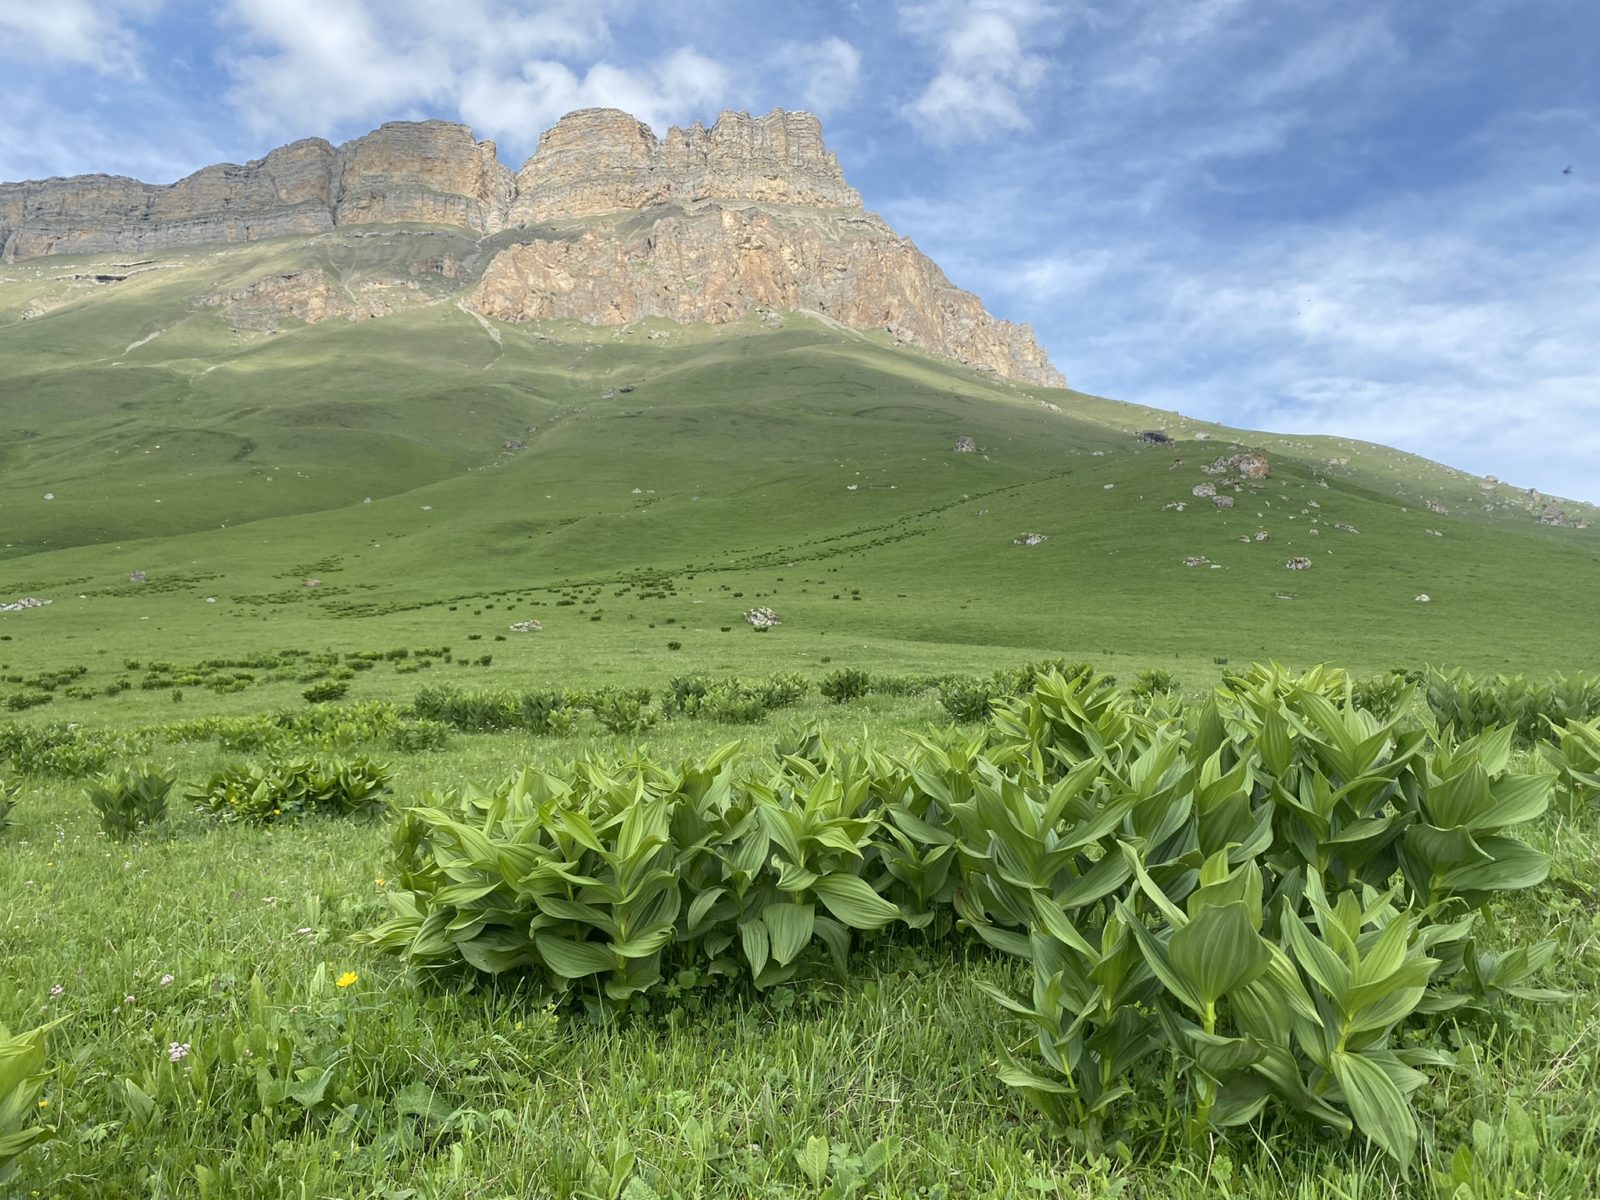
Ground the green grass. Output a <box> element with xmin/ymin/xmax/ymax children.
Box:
<box><xmin>3</xmin><ymin>229</ymin><xmax>1597</xmax><ymax>698</ymax></box>
<box><xmin>4</xmin><ymin>693</ymin><xmax>1600</xmax><ymax>1198</ymax></box>
<box><xmin>4</xmin><ymin>228</ymin><xmax>1600</xmax><ymax>1196</ymax></box>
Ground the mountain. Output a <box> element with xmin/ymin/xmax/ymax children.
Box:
<box><xmin>0</xmin><ymin>109</ymin><xmax>1059</xmax><ymax>386</ymax></box>
<box><xmin>0</xmin><ymin>110</ymin><xmax>1596</xmax><ymax>688</ymax></box>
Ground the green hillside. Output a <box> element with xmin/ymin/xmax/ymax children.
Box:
<box><xmin>2</xmin><ymin>228</ymin><xmax>1596</xmax><ymax>704</ymax></box>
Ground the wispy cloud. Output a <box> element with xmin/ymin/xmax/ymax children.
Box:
<box><xmin>777</xmin><ymin>36</ymin><xmax>862</xmax><ymax>115</ymax></box>
<box><xmin>0</xmin><ymin>0</ymin><xmax>159</xmax><ymax>78</ymax></box>
<box><xmin>898</xmin><ymin>0</ymin><xmax>1057</xmax><ymax>143</ymax></box>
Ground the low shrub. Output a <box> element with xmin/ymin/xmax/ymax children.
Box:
<box><xmin>937</xmin><ymin>676</ymin><xmax>996</xmax><ymax>723</ymax></box>
<box><xmin>820</xmin><ymin>668</ymin><xmax>871</xmax><ymax>704</ymax></box>
<box><xmin>190</xmin><ymin>754</ymin><xmax>391</xmax><ymax>824</ymax></box>
<box><xmin>386</xmin><ymin>719</ymin><xmax>452</xmax><ymax>754</ymax></box>
<box><xmin>589</xmin><ymin>688</ymin><xmax>656</xmax><ymax>735</ymax></box>
<box><xmin>85</xmin><ymin>764</ymin><xmax>175</xmax><ymax>839</ymax></box>
<box><xmin>362</xmin><ymin>663</ymin><xmax>1561</xmax><ymax>1168</ymax></box>
<box><xmin>1129</xmin><ymin>667</ymin><xmax>1176</xmax><ymax>698</ymax></box>
<box><xmin>301</xmin><ymin>680</ymin><xmax>350</xmax><ymax>704</ymax></box>
<box><xmin>517</xmin><ymin>691</ymin><xmax>576</xmax><ymax>736</ymax></box>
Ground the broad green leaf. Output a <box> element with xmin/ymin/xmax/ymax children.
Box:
<box><xmin>1332</xmin><ymin>1050</ymin><xmax>1419</xmax><ymax>1167</ymax></box>
<box><xmin>738</xmin><ymin>919</ymin><xmax>769</xmax><ymax>979</ymax></box>
<box><xmin>1441</xmin><ymin>836</ymin><xmax>1550</xmax><ymax>894</ymax></box>
<box><xmin>762</xmin><ymin>903</ymin><xmax>815</xmax><ymax>966</ymax></box>
<box><xmin>534</xmin><ymin>935</ymin><xmax>615</xmax><ymax>979</ymax></box>
<box><xmin>811</xmin><ymin>873</ymin><xmax>900</xmax><ymax>930</ymax></box>
<box><xmin>796</xmin><ymin>1136</ymin><xmax>830</xmax><ymax>1188</ymax></box>
<box><xmin>1167</xmin><ymin>900</ymin><xmax>1271</xmax><ymax>1010</ymax></box>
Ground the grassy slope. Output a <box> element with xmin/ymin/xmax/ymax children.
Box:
<box><xmin>4</xmin><ymin>230</ymin><xmax>1600</xmax><ymax>1198</ymax></box>
<box><xmin>3</xmin><ymin>230</ymin><xmax>1597</xmax><ymax>708</ymax></box>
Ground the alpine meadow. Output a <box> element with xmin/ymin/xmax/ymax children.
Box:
<box><xmin>2</xmin><ymin>66</ymin><xmax>1599</xmax><ymax>1200</ymax></box>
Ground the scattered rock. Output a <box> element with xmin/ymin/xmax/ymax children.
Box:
<box><xmin>1139</xmin><ymin>430</ymin><xmax>1170</xmax><ymax>445</ymax></box>
<box><xmin>1103</xmin><ymin>483</ymin><xmax>1115</xmax><ymax>490</ymax></box>
<box><xmin>1425</xmin><ymin>499</ymin><xmax>1448</xmax><ymax>514</ymax></box>
<box><xmin>1183</xmin><ymin>556</ymin><xmax>1211</xmax><ymax>568</ymax></box>
<box><xmin>1254</xmin><ymin>531</ymin><xmax>1270</xmax><ymax>542</ymax></box>
<box><xmin>1284</xmin><ymin>557</ymin><xmax>1313</xmax><ymax>571</ymax></box>
<box><xmin>43</xmin><ymin>492</ymin><xmax>55</xmax><ymax>501</ymax></box>
<box><xmin>1334</xmin><ymin>523</ymin><xmax>1359</xmax><ymax>534</ymax></box>
<box><xmin>503</xmin><ymin>439</ymin><xmax>527</xmax><ymax>451</ymax></box>
<box><xmin>1014</xmin><ymin>533</ymin><xmax>1049</xmax><ymax>546</ymax></box>
<box><xmin>1414</xmin><ymin>594</ymin><xmax>1431</xmax><ymax>604</ymax></box>
<box><xmin>1162</xmin><ymin>502</ymin><xmax>1187</xmax><ymax>511</ymax></box>
<box><xmin>1212</xmin><ymin>495</ymin><xmax>1235</xmax><ymax>509</ymax></box>
<box><xmin>128</xmin><ymin>570</ymin><xmax>147</xmax><ymax>583</ymax></box>
<box><xmin>1201</xmin><ymin>451</ymin><xmax>1270</xmax><ymax>481</ymax></box>
<box><xmin>1425</xmin><ymin>528</ymin><xmax>1442</xmax><ymax>537</ymax></box>
<box><xmin>509</xmin><ymin>619</ymin><xmax>543</xmax><ymax>632</ymax></box>
<box><xmin>303</xmin><ymin>578</ymin><xmax>322</xmax><ymax>588</ymax></box>
<box><xmin>953</xmin><ymin>435</ymin><xmax>978</xmax><ymax>453</ymax></box>
<box><xmin>0</xmin><ymin>597</ymin><xmax>52</xmax><ymax>612</ymax></box>
<box><xmin>1192</xmin><ymin>483</ymin><xmax>1217</xmax><ymax>499</ymax></box>
<box><xmin>745</xmin><ymin>606</ymin><xmax>781</xmax><ymax>629</ymax></box>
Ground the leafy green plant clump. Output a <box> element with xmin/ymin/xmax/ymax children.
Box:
<box><xmin>1540</xmin><ymin>715</ymin><xmax>1600</xmax><ymax>816</ymax></box>
<box><xmin>190</xmin><ymin>754</ymin><xmax>391</xmax><ymax>824</ymax></box>
<box><xmin>85</xmin><ymin>765</ymin><xmax>175</xmax><ymax>839</ymax></box>
<box><xmin>361</xmin><ymin>663</ymin><xmax>1562</xmax><ymax>1167</ymax></box>
<box><xmin>301</xmin><ymin>680</ymin><xmax>351</xmax><ymax>704</ymax></box>
<box><xmin>0</xmin><ymin>776</ymin><xmax>18</xmax><ymax>831</ymax></box>
<box><xmin>1427</xmin><ymin>667</ymin><xmax>1600</xmax><ymax>744</ymax></box>
<box><xmin>0</xmin><ymin>1020</ymin><xmax>58</xmax><ymax>1184</ymax></box>
<box><xmin>819</xmin><ymin>668</ymin><xmax>871</xmax><ymax>704</ymax></box>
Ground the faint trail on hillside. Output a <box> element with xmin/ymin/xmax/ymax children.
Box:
<box><xmin>457</xmin><ymin>300</ymin><xmax>503</xmax><ymax>368</ymax></box>
<box><xmin>125</xmin><ymin>329</ymin><xmax>163</xmax><ymax>353</ymax></box>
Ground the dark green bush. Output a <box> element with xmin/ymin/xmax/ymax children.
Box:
<box><xmin>86</xmin><ymin>765</ymin><xmax>174</xmax><ymax>839</ymax></box>
<box><xmin>302</xmin><ymin>680</ymin><xmax>350</xmax><ymax>704</ymax></box>
<box><xmin>820</xmin><ymin>668</ymin><xmax>871</xmax><ymax>704</ymax></box>
<box><xmin>190</xmin><ymin>754</ymin><xmax>391</xmax><ymax>824</ymax></box>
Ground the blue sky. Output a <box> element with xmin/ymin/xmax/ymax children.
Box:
<box><xmin>3</xmin><ymin>0</ymin><xmax>1597</xmax><ymax>501</ymax></box>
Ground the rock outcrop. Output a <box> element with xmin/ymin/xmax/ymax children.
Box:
<box><xmin>0</xmin><ymin>109</ymin><xmax>1063</xmax><ymax>384</ymax></box>
<box><xmin>469</xmin><ymin>206</ymin><xmax>1061</xmax><ymax>384</ymax></box>
<box><xmin>0</xmin><ymin>123</ymin><xmax>509</xmax><ymax>261</ymax></box>
<box><xmin>510</xmin><ymin>108</ymin><xmax>859</xmax><ymax>221</ymax></box>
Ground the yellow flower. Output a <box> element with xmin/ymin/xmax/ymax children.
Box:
<box><xmin>375</xmin><ymin>877</ymin><xmax>386</xmax><ymax>888</ymax></box>
<box><xmin>336</xmin><ymin>971</ymin><xmax>359</xmax><ymax>988</ymax></box>
<box><xmin>38</xmin><ymin>1099</ymin><xmax>49</xmax><ymax>1108</ymax></box>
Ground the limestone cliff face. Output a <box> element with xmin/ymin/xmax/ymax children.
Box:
<box><xmin>471</xmin><ymin>207</ymin><xmax>1062</xmax><ymax>385</ymax></box>
<box><xmin>0</xmin><ymin>109</ymin><xmax>1062</xmax><ymax>385</ymax></box>
<box><xmin>0</xmin><ymin>122</ymin><xmax>508</xmax><ymax>260</ymax></box>
<box><xmin>509</xmin><ymin>108</ymin><xmax>860</xmax><ymax>222</ymax></box>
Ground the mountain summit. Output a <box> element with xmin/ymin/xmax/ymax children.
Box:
<box><xmin>0</xmin><ymin>109</ymin><xmax>1062</xmax><ymax>384</ymax></box>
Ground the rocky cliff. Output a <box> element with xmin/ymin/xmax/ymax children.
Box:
<box><xmin>0</xmin><ymin>109</ymin><xmax>1062</xmax><ymax>385</ymax></box>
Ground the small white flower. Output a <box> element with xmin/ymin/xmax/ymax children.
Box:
<box><xmin>49</xmin><ymin>984</ymin><xmax>63</xmax><ymax>997</ymax></box>
<box><xmin>168</xmin><ymin>1042</ymin><xmax>191</xmax><ymax>1063</ymax></box>
<box><xmin>160</xmin><ymin>974</ymin><xmax>174</xmax><ymax>986</ymax></box>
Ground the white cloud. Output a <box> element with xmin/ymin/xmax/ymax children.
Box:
<box><xmin>460</xmin><ymin>48</ymin><xmax>730</xmax><ymax>145</ymax></box>
<box><xmin>778</xmin><ymin>36</ymin><xmax>862</xmax><ymax>115</ymax></box>
<box><xmin>219</xmin><ymin>0</ymin><xmax>733</xmax><ymax>149</ymax></box>
<box><xmin>0</xmin><ymin>0</ymin><xmax>158</xmax><ymax>76</ymax></box>
<box><xmin>899</xmin><ymin>0</ymin><xmax>1056</xmax><ymax>143</ymax></box>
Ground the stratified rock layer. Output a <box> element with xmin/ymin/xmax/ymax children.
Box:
<box><xmin>471</xmin><ymin>206</ymin><xmax>1061</xmax><ymax>385</ymax></box>
<box><xmin>0</xmin><ymin>109</ymin><xmax>1062</xmax><ymax>384</ymax></box>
